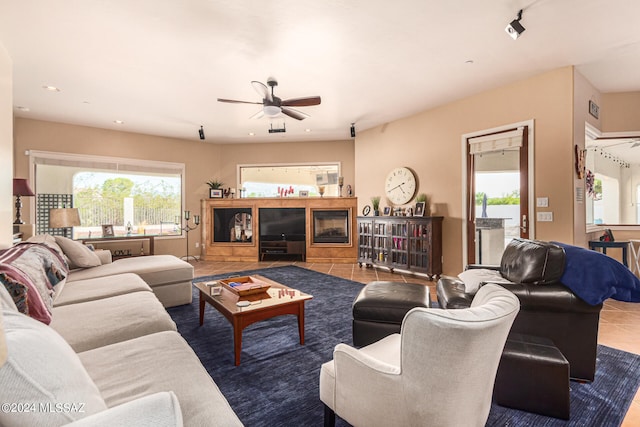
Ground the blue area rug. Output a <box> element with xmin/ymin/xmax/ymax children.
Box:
<box><xmin>167</xmin><ymin>265</ymin><xmax>640</xmax><ymax>426</ymax></box>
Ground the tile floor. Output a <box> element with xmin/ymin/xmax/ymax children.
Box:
<box><xmin>191</xmin><ymin>260</ymin><xmax>640</xmax><ymax>426</ymax></box>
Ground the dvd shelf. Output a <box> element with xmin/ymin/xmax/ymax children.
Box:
<box><xmin>357</xmin><ymin>216</ymin><xmax>443</xmax><ymax>279</ymax></box>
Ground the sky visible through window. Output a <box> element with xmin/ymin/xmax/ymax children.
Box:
<box><xmin>476</xmin><ymin>172</ymin><xmax>519</xmax><ymax>198</ymax></box>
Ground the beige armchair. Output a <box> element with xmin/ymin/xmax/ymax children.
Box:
<box><xmin>319</xmin><ymin>284</ymin><xmax>520</xmax><ymax>427</ymax></box>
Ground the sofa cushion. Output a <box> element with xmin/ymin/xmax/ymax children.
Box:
<box><xmin>67</xmin><ymin>255</ymin><xmax>193</xmax><ymax>288</ymax></box>
<box><xmin>53</xmin><ymin>273</ymin><xmax>152</xmax><ymax>307</ymax></box>
<box><xmin>0</xmin><ymin>309</ymin><xmax>107</xmax><ymax>426</ymax></box>
<box><xmin>65</xmin><ymin>392</ymin><xmax>183</xmax><ymax>427</ymax></box>
<box><xmin>54</xmin><ymin>236</ymin><xmax>101</xmax><ymax>269</ymax></box>
<box><xmin>500</xmin><ymin>238</ymin><xmax>565</xmax><ymax>284</ymax></box>
<box><xmin>79</xmin><ymin>331</ymin><xmax>243</xmax><ymax>426</ymax></box>
<box><xmin>50</xmin><ymin>291</ymin><xmax>177</xmax><ymax>352</ymax></box>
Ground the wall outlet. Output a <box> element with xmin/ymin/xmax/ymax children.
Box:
<box><xmin>536</xmin><ymin>197</ymin><xmax>549</xmax><ymax>207</ymax></box>
<box><xmin>537</xmin><ymin>212</ymin><xmax>553</xmax><ymax>222</ymax></box>
<box><xmin>195</xmin><ymin>242</ymin><xmax>199</xmax><ymax>248</ymax></box>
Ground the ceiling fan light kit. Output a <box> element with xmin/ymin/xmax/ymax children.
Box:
<box><xmin>218</xmin><ymin>78</ymin><xmax>321</xmax><ymax>123</ymax></box>
<box><xmin>263</xmin><ymin>105</ymin><xmax>281</xmax><ymax>116</ymax></box>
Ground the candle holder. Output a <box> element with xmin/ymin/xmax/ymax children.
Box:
<box><xmin>181</xmin><ymin>210</ymin><xmax>200</xmax><ymax>262</ymax></box>
<box><xmin>338</xmin><ymin>176</ymin><xmax>344</xmax><ymax>197</ymax></box>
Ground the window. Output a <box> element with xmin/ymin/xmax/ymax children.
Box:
<box><xmin>238</xmin><ymin>163</ymin><xmax>341</xmax><ymax>197</ymax></box>
<box><xmin>30</xmin><ymin>151</ymin><xmax>184</xmax><ymax>239</ymax></box>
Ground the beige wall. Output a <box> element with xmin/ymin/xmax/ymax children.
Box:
<box><xmin>12</xmin><ymin>118</ymin><xmax>354</xmax><ymax>257</ymax></box>
<box><xmin>573</xmin><ymin>69</ymin><xmax>603</xmax><ymax>247</ymax></box>
<box><xmin>602</xmin><ymin>92</ymin><xmax>640</xmax><ymax>132</ymax></box>
<box><xmin>0</xmin><ymin>43</ymin><xmax>13</xmax><ymax>248</ymax></box>
<box><xmin>355</xmin><ymin>67</ymin><xmax>575</xmax><ymax>275</ymax></box>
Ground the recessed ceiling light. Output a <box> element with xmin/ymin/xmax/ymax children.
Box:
<box><xmin>305</xmin><ymin>129</ymin><xmax>312</xmax><ymax>132</ymax></box>
<box><xmin>248</xmin><ymin>132</ymin><xmax>255</xmax><ymax>136</ymax></box>
<box><xmin>42</xmin><ymin>85</ymin><xmax>60</xmax><ymax>92</ymax></box>
<box><xmin>15</xmin><ymin>106</ymin><xmax>30</xmax><ymax>112</ymax></box>
<box><xmin>113</xmin><ymin>120</ymin><xmax>124</xmax><ymax>124</ymax></box>
<box><xmin>465</xmin><ymin>60</ymin><xmax>474</xmax><ymax>64</ymax></box>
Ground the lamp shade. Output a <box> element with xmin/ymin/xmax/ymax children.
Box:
<box><xmin>49</xmin><ymin>208</ymin><xmax>81</xmax><ymax>228</ymax></box>
<box><xmin>13</xmin><ymin>178</ymin><xmax>35</xmax><ymax>196</ymax></box>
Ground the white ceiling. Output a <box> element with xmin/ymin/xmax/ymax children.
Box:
<box><xmin>1</xmin><ymin>0</ymin><xmax>639</xmax><ymax>144</ymax></box>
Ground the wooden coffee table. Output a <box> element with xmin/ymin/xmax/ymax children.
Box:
<box><xmin>193</xmin><ymin>275</ymin><xmax>313</xmax><ymax>366</ymax></box>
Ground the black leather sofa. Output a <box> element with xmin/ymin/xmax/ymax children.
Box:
<box><xmin>437</xmin><ymin>238</ymin><xmax>603</xmax><ymax>382</ymax></box>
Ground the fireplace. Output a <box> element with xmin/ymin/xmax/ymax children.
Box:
<box><xmin>313</xmin><ymin>210</ymin><xmax>349</xmax><ymax>244</ymax></box>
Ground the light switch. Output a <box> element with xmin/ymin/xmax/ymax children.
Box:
<box><xmin>536</xmin><ymin>197</ymin><xmax>549</xmax><ymax>207</ymax></box>
<box><xmin>537</xmin><ymin>212</ymin><xmax>553</xmax><ymax>222</ymax></box>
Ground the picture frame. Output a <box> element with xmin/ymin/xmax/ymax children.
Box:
<box><xmin>299</xmin><ymin>190</ymin><xmax>309</xmax><ymax>197</ymax></box>
<box><xmin>383</xmin><ymin>206</ymin><xmax>391</xmax><ymax>216</ymax></box>
<box><xmin>209</xmin><ymin>188</ymin><xmax>223</xmax><ymax>198</ymax></box>
<box><xmin>414</xmin><ymin>202</ymin><xmax>425</xmax><ymax>217</ymax></box>
<box><xmin>101</xmin><ymin>224</ymin><xmax>114</xmax><ymax>237</ymax></box>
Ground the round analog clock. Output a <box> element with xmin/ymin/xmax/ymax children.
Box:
<box><xmin>385</xmin><ymin>167</ymin><xmax>417</xmax><ymax>205</ymax></box>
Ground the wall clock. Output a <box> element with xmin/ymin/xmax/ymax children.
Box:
<box><xmin>385</xmin><ymin>167</ymin><xmax>417</xmax><ymax>205</ymax></box>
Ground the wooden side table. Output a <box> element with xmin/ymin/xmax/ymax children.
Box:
<box><xmin>588</xmin><ymin>240</ymin><xmax>629</xmax><ymax>267</ymax></box>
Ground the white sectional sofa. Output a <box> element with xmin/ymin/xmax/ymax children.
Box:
<box><xmin>0</xmin><ymin>235</ymin><xmax>243</xmax><ymax>426</ymax></box>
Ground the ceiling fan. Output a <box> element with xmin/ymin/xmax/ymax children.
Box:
<box><xmin>217</xmin><ymin>78</ymin><xmax>321</xmax><ymax>120</ymax></box>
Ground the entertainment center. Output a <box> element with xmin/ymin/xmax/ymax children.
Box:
<box><xmin>200</xmin><ymin>197</ymin><xmax>358</xmax><ymax>263</ymax></box>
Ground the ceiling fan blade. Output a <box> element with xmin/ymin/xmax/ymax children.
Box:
<box><xmin>282</xmin><ymin>107</ymin><xmax>309</xmax><ymax>121</ymax></box>
<box><xmin>251</xmin><ymin>81</ymin><xmax>272</xmax><ymax>102</ymax></box>
<box><xmin>282</xmin><ymin>96</ymin><xmax>321</xmax><ymax>107</ymax></box>
<box><xmin>217</xmin><ymin>98</ymin><xmax>262</xmax><ymax>105</ymax></box>
<box><xmin>249</xmin><ymin>109</ymin><xmax>265</xmax><ymax>120</ymax></box>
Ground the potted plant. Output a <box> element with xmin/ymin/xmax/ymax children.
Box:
<box><xmin>416</xmin><ymin>193</ymin><xmax>429</xmax><ymax>216</ymax></box>
<box><xmin>206</xmin><ymin>179</ymin><xmax>224</xmax><ymax>198</ymax></box>
<box><xmin>206</xmin><ymin>179</ymin><xmax>224</xmax><ymax>189</ymax></box>
<box><xmin>371</xmin><ymin>196</ymin><xmax>381</xmax><ymax>216</ymax></box>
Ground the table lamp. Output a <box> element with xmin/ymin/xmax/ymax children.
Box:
<box><xmin>13</xmin><ymin>178</ymin><xmax>35</xmax><ymax>225</ymax></box>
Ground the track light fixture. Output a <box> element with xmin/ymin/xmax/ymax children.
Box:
<box><xmin>198</xmin><ymin>126</ymin><xmax>205</xmax><ymax>140</ymax></box>
<box><xmin>350</xmin><ymin>123</ymin><xmax>356</xmax><ymax>138</ymax></box>
<box><xmin>505</xmin><ymin>9</ymin><xmax>525</xmax><ymax>40</ymax></box>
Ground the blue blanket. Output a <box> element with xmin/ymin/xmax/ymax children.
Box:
<box><xmin>552</xmin><ymin>241</ymin><xmax>640</xmax><ymax>305</ymax></box>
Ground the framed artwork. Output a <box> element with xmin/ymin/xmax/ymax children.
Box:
<box><xmin>414</xmin><ymin>202</ymin><xmax>425</xmax><ymax>217</ymax></box>
<box><xmin>383</xmin><ymin>206</ymin><xmax>391</xmax><ymax>216</ymax></box>
<box><xmin>210</xmin><ymin>188</ymin><xmax>223</xmax><ymax>198</ymax></box>
<box><xmin>299</xmin><ymin>190</ymin><xmax>309</xmax><ymax>197</ymax></box>
<box><xmin>101</xmin><ymin>224</ymin><xmax>114</xmax><ymax>237</ymax></box>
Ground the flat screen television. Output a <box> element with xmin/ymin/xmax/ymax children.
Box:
<box><xmin>259</xmin><ymin>208</ymin><xmax>306</xmax><ymax>241</ymax></box>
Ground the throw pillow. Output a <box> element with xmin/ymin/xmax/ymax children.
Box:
<box><xmin>458</xmin><ymin>268</ymin><xmax>513</xmax><ymax>294</ymax></box>
<box><xmin>26</xmin><ymin>234</ymin><xmax>67</xmax><ymax>261</ymax></box>
<box><xmin>54</xmin><ymin>236</ymin><xmax>101</xmax><ymax>269</ymax></box>
<box><xmin>0</xmin><ymin>308</ymin><xmax>107</xmax><ymax>426</ymax></box>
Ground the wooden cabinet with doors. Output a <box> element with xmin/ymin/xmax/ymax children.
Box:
<box><xmin>201</xmin><ymin>197</ymin><xmax>358</xmax><ymax>263</ymax></box>
<box><xmin>357</xmin><ymin>216</ymin><xmax>443</xmax><ymax>279</ymax></box>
